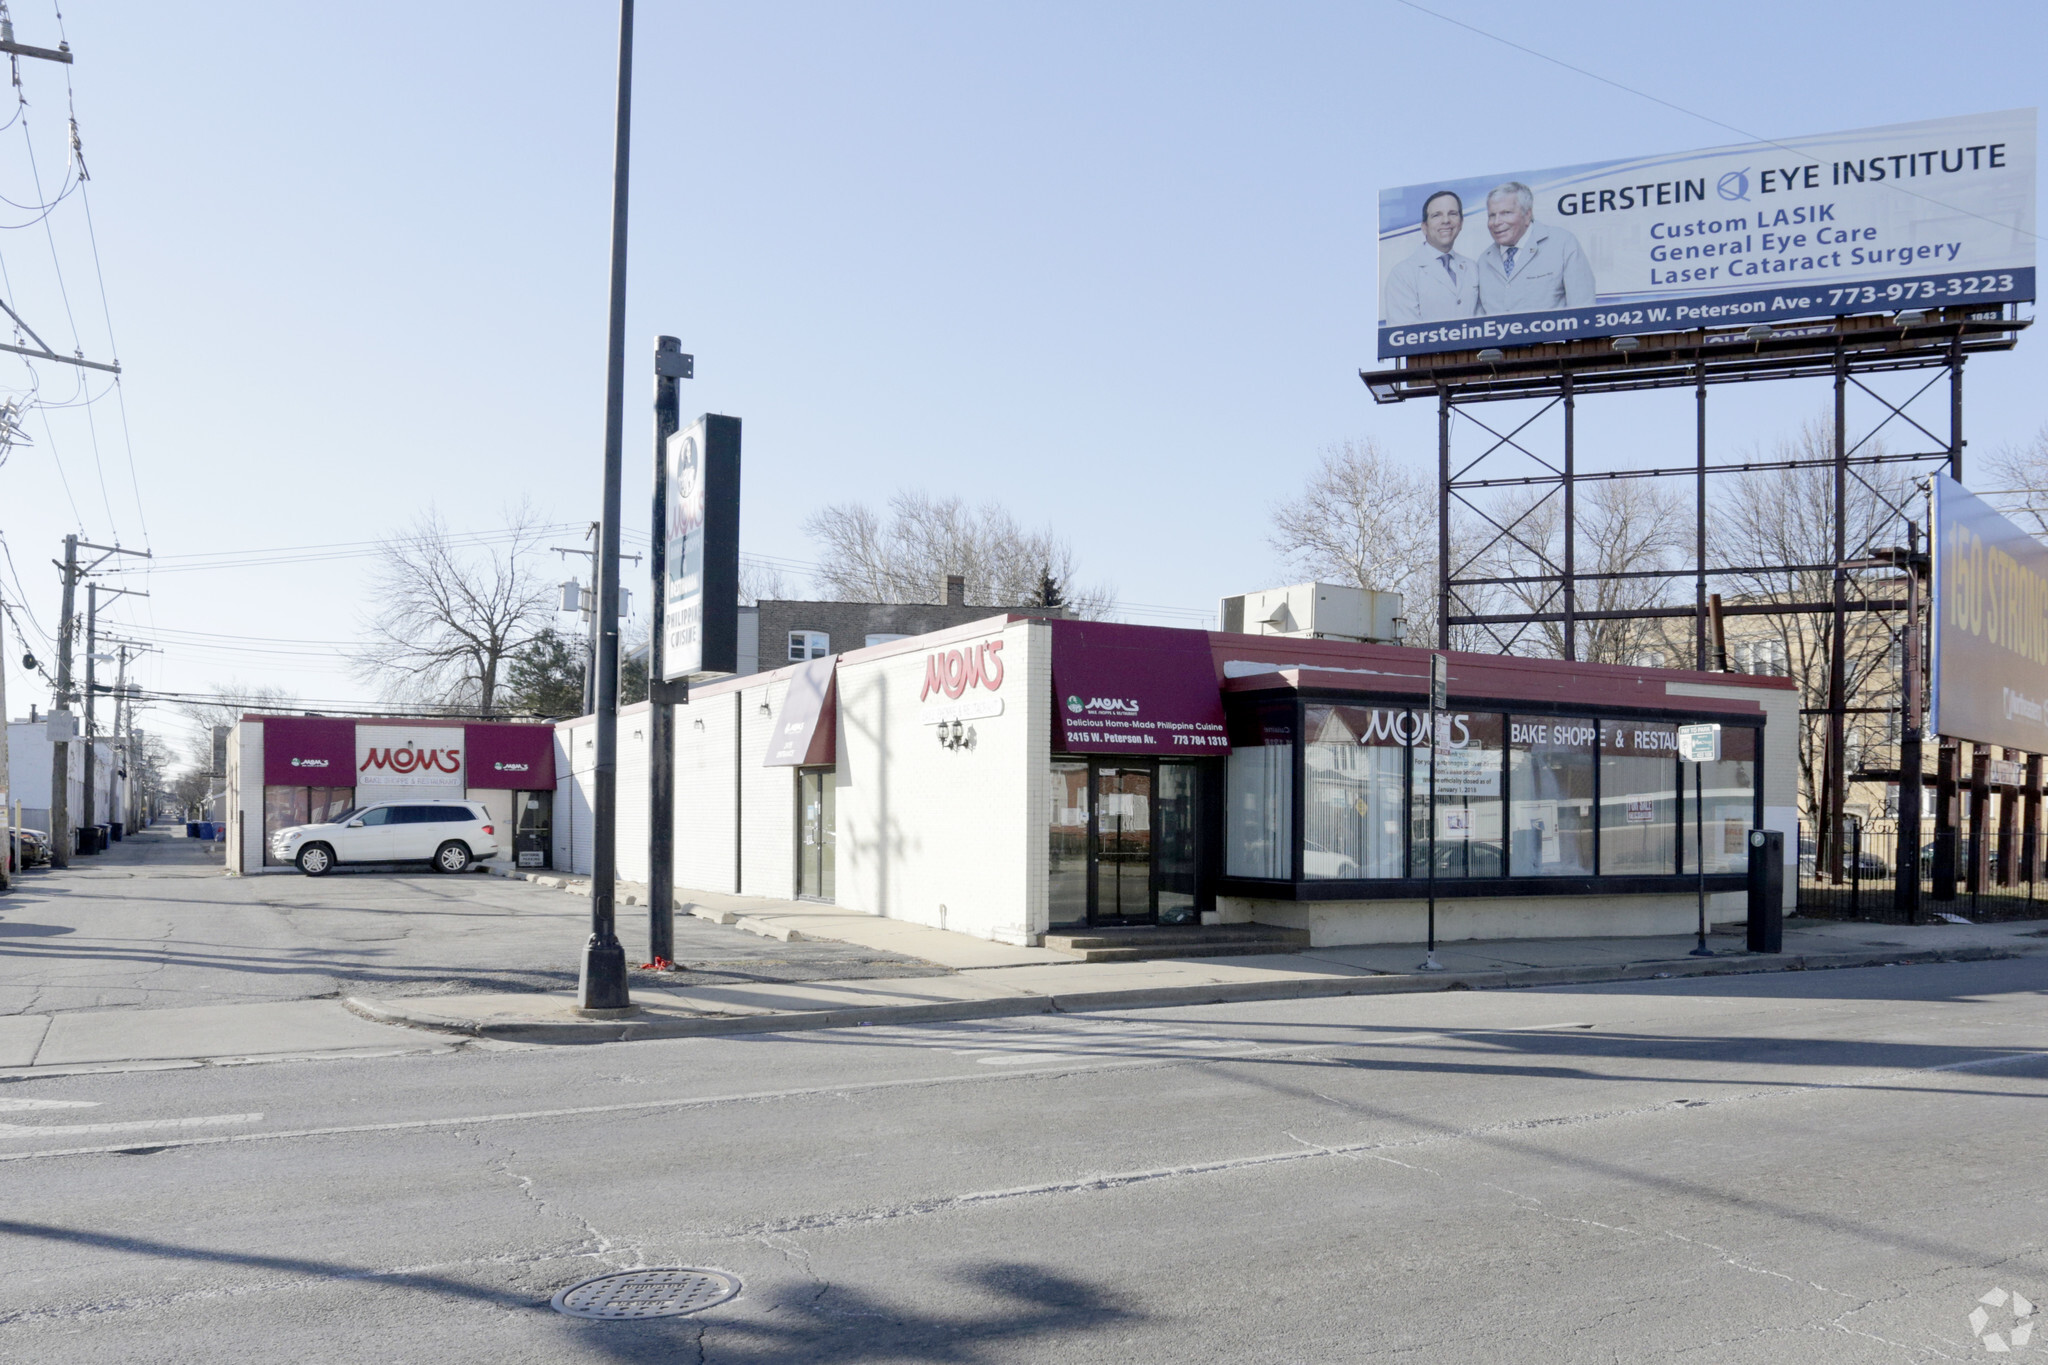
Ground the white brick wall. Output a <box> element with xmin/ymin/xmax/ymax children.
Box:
<box><xmin>227</xmin><ymin>720</ymin><xmax>265</xmax><ymax>875</ymax></box>
<box><xmin>738</xmin><ymin>676</ymin><xmax>799</xmax><ymax>900</ymax></box>
<box><xmin>1667</xmin><ymin>677</ymin><xmax>1801</xmax><ymax>909</ymax></box>
<box><xmin>673</xmin><ymin>690</ymin><xmax>741</xmax><ymax>892</ymax></box>
<box><xmin>834</xmin><ymin>618</ymin><xmax>1042</xmax><ymax>944</ymax></box>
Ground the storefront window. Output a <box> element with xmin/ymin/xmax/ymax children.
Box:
<box><xmin>1304</xmin><ymin>705</ymin><xmax>1413</xmax><ymax>879</ymax></box>
<box><xmin>1508</xmin><ymin>716</ymin><xmax>1596</xmax><ymax>876</ymax></box>
<box><xmin>1683</xmin><ymin>726</ymin><xmax>1757</xmax><ymax>874</ymax></box>
<box><xmin>1225</xmin><ymin>704</ymin><xmax>1294</xmax><ymax>879</ymax></box>
<box><xmin>1600</xmin><ymin>720</ymin><xmax>1677</xmax><ymax>874</ymax></box>
<box><xmin>1411</xmin><ymin>711</ymin><xmax>1504</xmax><ymax>878</ymax></box>
<box><xmin>262</xmin><ymin>785</ymin><xmax>353</xmax><ymax>866</ymax></box>
<box><xmin>1156</xmin><ymin>762</ymin><xmax>1200</xmax><ymax>924</ymax></box>
<box><xmin>1048</xmin><ymin>760</ymin><xmax>1090</xmax><ymax>926</ymax></box>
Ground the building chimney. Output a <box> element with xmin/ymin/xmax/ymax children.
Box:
<box><xmin>944</xmin><ymin>574</ymin><xmax>966</xmax><ymax>607</ymax></box>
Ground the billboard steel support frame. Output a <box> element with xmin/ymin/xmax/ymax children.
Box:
<box><xmin>1364</xmin><ymin>308</ymin><xmax>2025</xmax><ymax>914</ymax></box>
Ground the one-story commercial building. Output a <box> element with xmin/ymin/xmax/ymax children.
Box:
<box><xmin>224</xmin><ymin>717</ymin><xmax>559</xmax><ymax>875</ymax></box>
<box><xmin>554</xmin><ymin>615</ymin><xmax>1797</xmax><ymax>947</ymax></box>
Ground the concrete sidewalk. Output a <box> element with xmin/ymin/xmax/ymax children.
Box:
<box><xmin>348</xmin><ymin>905</ymin><xmax>2048</xmax><ymax>1044</ymax></box>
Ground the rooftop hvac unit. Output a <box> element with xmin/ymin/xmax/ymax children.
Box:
<box><xmin>1218</xmin><ymin>582</ymin><xmax>1405</xmax><ymax>644</ymax></box>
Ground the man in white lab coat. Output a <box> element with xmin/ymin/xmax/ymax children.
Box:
<box><xmin>1477</xmin><ymin>181</ymin><xmax>1596</xmax><ymax>315</ymax></box>
<box><xmin>1382</xmin><ymin>189</ymin><xmax>1479</xmax><ymax>325</ymax></box>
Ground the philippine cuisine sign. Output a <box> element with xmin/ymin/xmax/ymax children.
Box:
<box><xmin>1377</xmin><ymin>109</ymin><xmax>2035</xmax><ymax>359</ymax></box>
<box><xmin>1051</xmin><ymin>620</ymin><xmax>1228</xmax><ymax>754</ymax></box>
<box><xmin>1932</xmin><ymin>477</ymin><xmax>2048</xmax><ymax>753</ymax></box>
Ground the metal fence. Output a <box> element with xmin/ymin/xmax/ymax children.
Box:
<box><xmin>1796</xmin><ymin>824</ymin><xmax>2048</xmax><ymax>923</ymax></box>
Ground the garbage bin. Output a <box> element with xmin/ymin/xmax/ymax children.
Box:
<box><xmin>186</xmin><ymin>821</ymin><xmax>201</xmax><ymax>839</ymax></box>
<box><xmin>1747</xmin><ymin>829</ymin><xmax>1784</xmax><ymax>953</ymax></box>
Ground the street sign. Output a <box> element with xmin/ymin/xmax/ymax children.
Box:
<box><xmin>1677</xmin><ymin>723</ymin><xmax>1721</xmax><ymax>763</ymax></box>
<box><xmin>1430</xmin><ymin>653</ymin><xmax>1448</xmax><ymax>712</ymax></box>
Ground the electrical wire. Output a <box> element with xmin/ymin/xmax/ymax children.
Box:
<box><xmin>1388</xmin><ymin>0</ymin><xmax>2042</xmax><ymax>243</ymax></box>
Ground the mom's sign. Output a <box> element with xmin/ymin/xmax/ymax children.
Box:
<box><xmin>355</xmin><ymin>725</ymin><xmax>464</xmax><ymax>788</ymax></box>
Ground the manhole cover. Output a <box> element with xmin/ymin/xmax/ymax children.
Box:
<box><xmin>551</xmin><ymin>1268</ymin><xmax>741</xmax><ymax>1320</ymax></box>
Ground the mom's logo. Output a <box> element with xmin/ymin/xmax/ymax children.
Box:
<box><xmin>492</xmin><ymin>761</ymin><xmax>530</xmax><ymax>772</ymax></box>
<box><xmin>289</xmin><ymin>757</ymin><xmax>331</xmax><ymax>769</ymax></box>
<box><xmin>920</xmin><ymin>639</ymin><xmax>1005</xmax><ymax>701</ymax></box>
<box><xmin>361</xmin><ymin>746</ymin><xmax>462</xmax><ymax>775</ymax></box>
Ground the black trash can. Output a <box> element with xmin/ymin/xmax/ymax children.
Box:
<box><xmin>1747</xmin><ymin>829</ymin><xmax>1784</xmax><ymax>953</ymax></box>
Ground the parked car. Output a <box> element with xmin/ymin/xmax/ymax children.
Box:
<box><xmin>269</xmin><ymin>800</ymin><xmax>499</xmax><ymax>876</ymax></box>
<box><xmin>6</xmin><ymin>826</ymin><xmax>50</xmax><ymax>868</ymax></box>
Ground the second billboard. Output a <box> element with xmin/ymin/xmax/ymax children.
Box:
<box><xmin>1377</xmin><ymin>109</ymin><xmax>2035</xmax><ymax>359</ymax></box>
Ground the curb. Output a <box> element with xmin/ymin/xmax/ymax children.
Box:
<box><xmin>482</xmin><ymin>867</ymin><xmax>804</xmax><ymax>941</ymax></box>
<box><xmin>344</xmin><ymin>943</ymin><xmax>2029</xmax><ymax>1045</ymax></box>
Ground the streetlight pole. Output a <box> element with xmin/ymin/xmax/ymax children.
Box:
<box><xmin>579</xmin><ymin>0</ymin><xmax>636</xmax><ymax>1013</ymax></box>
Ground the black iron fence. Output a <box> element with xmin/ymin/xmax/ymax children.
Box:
<box><xmin>1797</xmin><ymin>824</ymin><xmax>2048</xmax><ymax>923</ymax></box>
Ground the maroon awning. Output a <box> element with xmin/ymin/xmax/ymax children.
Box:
<box><xmin>764</xmin><ymin>656</ymin><xmax>837</xmax><ymax>767</ymax></box>
<box><xmin>1052</xmin><ymin>620</ymin><xmax>1229</xmax><ymax>754</ymax></box>
<box><xmin>464</xmin><ymin>723</ymin><xmax>558</xmax><ymax>788</ymax></box>
<box><xmin>261</xmin><ymin>716</ymin><xmax>355</xmax><ymax>786</ymax></box>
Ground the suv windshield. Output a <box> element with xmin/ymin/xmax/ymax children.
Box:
<box><xmin>323</xmin><ymin>807</ymin><xmax>361</xmax><ymax>826</ymax></box>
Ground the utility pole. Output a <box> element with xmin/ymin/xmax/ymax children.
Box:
<box><xmin>580</xmin><ymin>0</ymin><xmax>635</xmax><ymax>1013</ymax></box>
<box><xmin>0</xmin><ymin>576</ymin><xmax>10</xmax><ymax>890</ymax></box>
<box><xmin>647</xmin><ymin>334</ymin><xmax>691</xmax><ymax>969</ymax></box>
<box><xmin>552</xmin><ymin>524</ymin><xmax>638</xmax><ymax>717</ymax></box>
<box><xmin>81</xmin><ymin>583</ymin><xmax>97</xmax><ymax>845</ymax></box>
<box><xmin>50</xmin><ymin>534</ymin><xmax>76</xmax><ymax>867</ymax></box>
<box><xmin>48</xmin><ymin>537</ymin><xmax>150</xmax><ymax>865</ymax></box>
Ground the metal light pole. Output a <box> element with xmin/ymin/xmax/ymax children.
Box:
<box><xmin>579</xmin><ymin>0</ymin><xmax>635</xmax><ymax>1012</ymax></box>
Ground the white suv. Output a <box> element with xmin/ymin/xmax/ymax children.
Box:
<box><xmin>270</xmin><ymin>800</ymin><xmax>500</xmax><ymax>876</ymax></box>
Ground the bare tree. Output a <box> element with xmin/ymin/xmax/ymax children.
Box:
<box><xmin>738</xmin><ymin>558</ymin><xmax>792</xmax><ymax>606</ymax></box>
<box><xmin>172</xmin><ymin>682</ymin><xmax>298</xmax><ymax>792</ymax></box>
<box><xmin>1712</xmin><ymin>416</ymin><xmax>1911</xmax><ymax>828</ymax></box>
<box><xmin>804</xmin><ymin>491</ymin><xmax>1118</xmax><ymax>618</ymax></box>
<box><xmin>1268</xmin><ymin>438</ymin><xmax>1512</xmax><ymax>648</ymax></box>
<box><xmin>1985</xmin><ymin>424</ymin><xmax>2048</xmax><ymax>539</ymax></box>
<box><xmin>352</xmin><ymin>505</ymin><xmax>554</xmax><ymax>715</ymax></box>
<box><xmin>1477</xmin><ymin>477</ymin><xmax>1690</xmax><ymax>665</ymax></box>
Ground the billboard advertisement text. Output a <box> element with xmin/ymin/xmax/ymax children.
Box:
<box><xmin>1931</xmin><ymin>477</ymin><xmax>2048</xmax><ymax>753</ymax></box>
<box><xmin>1378</xmin><ymin>110</ymin><xmax>2035</xmax><ymax>359</ymax></box>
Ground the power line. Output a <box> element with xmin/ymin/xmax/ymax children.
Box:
<box><xmin>1388</xmin><ymin>0</ymin><xmax>2042</xmax><ymax>243</ymax></box>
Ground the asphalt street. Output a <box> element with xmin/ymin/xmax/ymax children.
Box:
<box><xmin>3</xmin><ymin>956</ymin><xmax>2045</xmax><ymax>1361</ymax></box>
<box><xmin>0</xmin><ymin>831</ymin><xmax>945</xmax><ymax>1014</ymax></box>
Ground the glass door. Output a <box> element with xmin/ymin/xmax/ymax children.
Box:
<box><xmin>513</xmin><ymin>791</ymin><xmax>552</xmax><ymax>869</ymax></box>
<box><xmin>799</xmin><ymin>768</ymin><xmax>836</xmax><ymax>901</ymax></box>
<box><xmin>1091</xmin><ymin>764</ymin><xmax>1155</xmax><ymax>923</ymax></box>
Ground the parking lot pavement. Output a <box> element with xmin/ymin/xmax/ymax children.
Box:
<box><xmin>0</xmin><ymin>827</ymin><xmax>948</xmax><ymax>1019</ymax></box>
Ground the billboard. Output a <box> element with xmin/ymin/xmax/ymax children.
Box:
<box><xmin>1378</xmin><ymin>109</ymin><xmax>2035</xmax><ymax>359</ymax></box>
<box><xmin>661</xmin><ymin>414</ymin><xmax>741</xmax><ymax>680</ymax></box>
<box><xmin>1931</xmin><ymin>477</ymin><xmax>2048</xmax><ymax>753</ymax></box>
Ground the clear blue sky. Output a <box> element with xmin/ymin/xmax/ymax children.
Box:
<box><xmin>1</xmin><ymin>0</ymin><xmax>2044</xmax><ymax>758</ymax></box>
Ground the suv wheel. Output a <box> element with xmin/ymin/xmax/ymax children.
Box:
<box><xmin>297</xmin><ymin>844</ymin><xmax>334</xmax><ymax>876</ymax></box>
<box><xmin>434</xmin><ymin>841</ymin><xmax>472</xmax><ymax>874</ymax></box>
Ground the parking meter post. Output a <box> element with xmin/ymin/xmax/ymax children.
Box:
<box><xmin>1420</xmin><ymin>652</ymin><xmax>1447</xmax><ymax>972</ymax></box>
<box><xmin>1691</xmin><ymin>759</ymin><xmax>1712</xmax><ymax>955</ymax></box>
<box><xmin>646</xmin><ymin>335</ymin><xmax>684</xmax><ymax>971</ymax></box>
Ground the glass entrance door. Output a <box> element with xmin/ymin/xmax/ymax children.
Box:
<box><xmin>1091</xmin><ymin>765</ymin><xmax>1154</xmax><ymax>923</ymax></box>
<box><xmin>799</xmin><ymin>768</ymin><xmax>835</xmax><ymax>901</ymax></box>
<box><xmin>512</xmin><ymin>791</ymin><xmax>552</xmax><ymax>869</ymax></box>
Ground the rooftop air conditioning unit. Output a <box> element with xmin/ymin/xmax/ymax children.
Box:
<box><xmin>1218</xmin><ymin>582</ymin><xmax>1405</xmax><ymax>644</ymax></box>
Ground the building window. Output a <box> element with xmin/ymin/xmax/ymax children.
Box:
<box><xmin>1599</xmin><ymin>720</ymin><xmax>1677</xmax><ymax>874</ymax></box>
<box><xmin>1225</xmin><ymin>703</ymin><xmax>1294</xmax><ymax>879</ymax></box>
<box><xmin>1732</xmin><ymin>638</ymin><xmax>1789</xmax><ymax>676</ymax></box>
<box><xmin>864</xmin><ymin>633</ymin><xmax>910</xmax><ymax>648</ymax></box>
<box><xmin>1683</xmin><ymin>725</ymin><xmax>1757</xmax><ymax>875</ymax></box>
<box><xmin>788</xmin><ymin>630</ymin><xmax>829</xmax><ymax>661</ymax></box>
<box><xmin>1413</xmin><ymin>711</ymin><xmax>1504</xmax><ymax>877</ymax></box>
<box><xmin>1048</xmin><ymin>760</ymin><xmax>1089</xmax><ymax>927</ymax></box>
<box><xmin>1303</xmin><ymin>704</ymin><xmax>1411</xmax><ymax>879</ymax></box>
<box><xmin>1508</xmin><ymin>716</ymin><xmax>1596</xmax><ymax>876</ymax></box>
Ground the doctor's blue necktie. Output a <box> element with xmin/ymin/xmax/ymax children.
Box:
<box><xmin>1502</xmin><ymin>246</ymin><xmax>1518</xmax><ymax>277</ymax></box>
<box><xmin>1439</xmin><ymin>254</ymin><xmax>1458</xmax><ymax>285</ymax></box>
